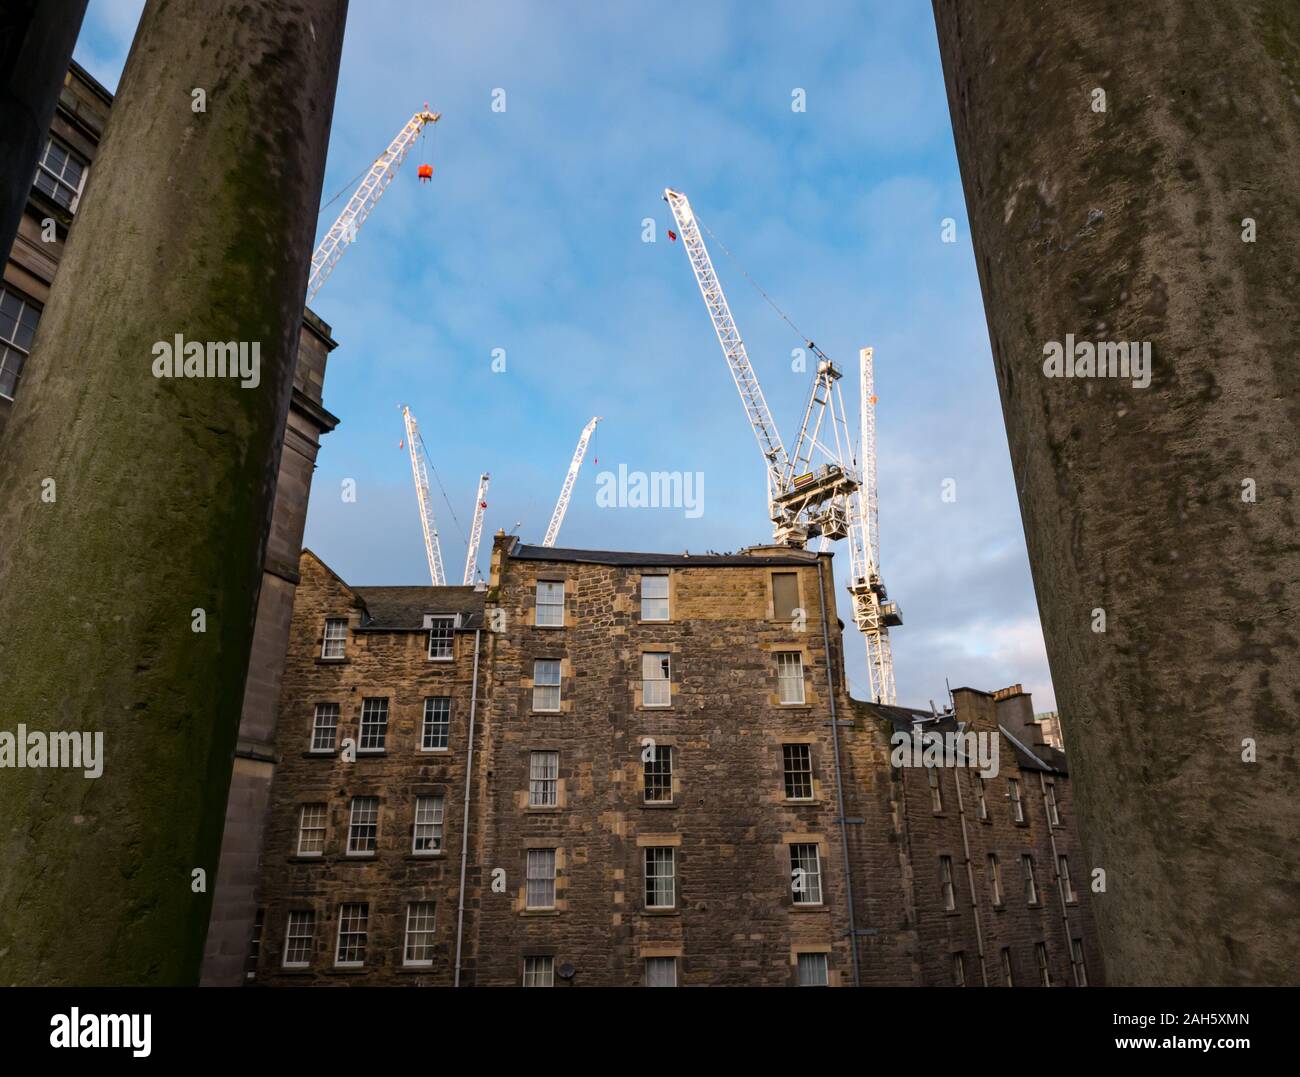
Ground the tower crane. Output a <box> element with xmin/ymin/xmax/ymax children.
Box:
<box><xmin>663</xmin><ymin>188</ymin><xmax>858</xmax><ymax>546</ymax></box>
<box><xmin>543</xmin><ymin>417</ymin><xmax>600</xmax><ymax>547</ymax></box>
<box><xmin>847</xmin><ymin>348</ymin><xmax>902</xmax><ymax>703</ymax></box>
<box><xmin>664</xmin><ymin>189</ymin><xmax>900</xmax><ymax>702</ymax></box>
<box><xmin>307</xmin><ymin>107</ymin><xmax>441</xmax><ymax>303</ymax></box>
<box><xmin>401</xmin><ymin>405</ymin><xmax>446</xmax><ymax>586</ymax></box>
<box><xmin>463</xmin><ymin>473</ymin><xmax>490</xmax><ymax>586</ymax></box>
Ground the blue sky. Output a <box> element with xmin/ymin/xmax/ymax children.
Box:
<box><xmin>75</xmin><ymin>0</ymin><xmax>1056</xmax><ymax>711</ymax></box>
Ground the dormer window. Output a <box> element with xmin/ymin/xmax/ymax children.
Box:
<box><xmin>427</xmin><ymin>615</ymin><xmax>455</xmax><ymax>660</ymax></box>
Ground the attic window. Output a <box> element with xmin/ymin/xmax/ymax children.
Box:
<box><xmin>772</xmin><ymin>572</ymin><xmax>800</xmax><ymax>621</ymax></box>
<box><xmin>427</xmin><ymin>615</ymin><xmax>455</xmax><ymax>660</ymax></box>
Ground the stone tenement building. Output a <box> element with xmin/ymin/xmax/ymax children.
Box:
<box><xmin>252</xmin><ymin>534</ymin><xmax>1102</xmax><ymax>986</ymax></box>
<box><xmin>0</xmin><ymin>60</ymin><xmax>340</xmax><ymax>985</ymax></box>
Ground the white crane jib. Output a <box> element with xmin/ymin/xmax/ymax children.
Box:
<box><xmin>663</xmin><ymin>188</ymin><xmax>857</xmax><ymax>546</ymax></box>
<box><xmin>401</xmin><ymin>405</ymin><xmax>447</xmax><ymax>587</ymax></box>
<box><xmin>663</xmin><ymin>189</ymin><xmax>788</xmax><ymax>524</ymax></box>
<box><xmin>463</xmin><ymin>472</ymin><xmax>490</xmax><ymax>586</ymax></box>
<box><xmin>308</xmin><ymin>107</ymin><xmax>440</xmax><ymax>303</ymax></box>
<box><xmin>543</xmin><ymin>417</ymin><xmax>600</xmax><ymax>548</ymax></box>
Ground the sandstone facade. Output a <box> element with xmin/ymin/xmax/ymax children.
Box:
<box><xmin>253</xmin><ymin>536</ymin><xmax>1102</xmax><ymax>987</ymax></box>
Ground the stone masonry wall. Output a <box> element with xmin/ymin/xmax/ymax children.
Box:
<box><xmin>472</xmin><ymin>538</ymin><xmax>916</xmax><ymax>987</ymax></box>
<box><xmin>254</xmin><ymin>552</ymin><xmax>487</xmax><ymax>985</ymax></box>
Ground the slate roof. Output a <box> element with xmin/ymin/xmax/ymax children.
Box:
<box><xmin>352</xmin><ymin>585</ymin><xmax>485</xmax><ymax>630</ymax></box>
<box><xmin>855</xmin><ymin>699</ymin><xmax>1068</xmax><ymax>775</ymax></box>
<box><xmin>509</xmin><ymin>543</ymin><xmax>821</xmax><ymax>567</ymax></box>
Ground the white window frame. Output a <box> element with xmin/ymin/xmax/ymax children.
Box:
<box><xmin>535</xmin><ymin>580</ymin><xmax>564</xmax><ymax>627</ymax></box>
<box><xmin>1009</xmin><ymin>778</ymin><xmax>1025</xmax><ymax>822</ymax></box>
<box><xmin>334</xmin><ymin>903</ymin><xmax>368</xmax><ymax>968</ymax></box>
<box><xmin>1036</xmin><ymin>941</ymin><xmax>1051</xmax><ymax>986</ymax></box>
<box><xmin>1001</xmin><ymin>947</ymin><xmax>1014</xmax><ymax>987</ymax></box>
<box><xmin>1058</xmin><ymin>855</ymin><xmax>1077</xmax><ymax>903</ymax></box>
<box><xmin>403</xmin><ymin>902</ymin><xmax>437</xmax><ymax>967</ymax></box>
<box><xmin>532</xmin><ymin>659</ymin><xmax>561</xmax><ymax>712</ymax></box>
<box><xmin>529</xmin><ymin>750</ymin><xmax>559</xmax><ymax>808</ymax></box>
<box><xmin>282</xmin><ymin>910</ymin><xmax>314</xmax><ymax>968</ymax></box>
<box><xmin>0</xmin><ymin>285</ymin><xmax>41</xmax><ymax>402</ymax></box>
<box><xmin>640</xmin><ymin>574</ymin><xmax>669</xmax><ymax>621</ymax></box>
<box><xmin>421</xmin><ymin>696</ymin><xmax>450</xmax><ymax>751</ymax></box>
<box><xmin>776</xmin><ymin>651</ymin><xmax>805</xmax><ymax>705</ymax></box>
<box><xmin>783</xmin><ymin>743</ymin><xmax>814</xmax><ymax>800</ymax></box>
<box><xmin>33</xmin><ymin>135</ymin><xmax>88</xmax><ymax>211</ymax></box>
<box><xmin>790</xmin><ymin>843</ymin><xmax>823</xmax><ymax>905</ymax></box>
<box><xmin>522</xmin><ymin>955</ymin><xmax>553</xmax><ymax>986</ymax></box>
<box><xmin>796</xmin><ymin>951</ymin><xmax>829</xmax><ymax>987</ymax></box>
<box><xmin>1071</xmin><ymin>938</ymin><xmax>1088</xmax><ymax>987</ymax></box>
<box><xmin>940</xmin><ymin>855</ymin><xmax>956</xmax><ymax>911</ymax></box>
<box><xmin>346</xmin><ymin>796</ymin><xmax>379</xmax><ymax>857</ymax></box>
<box><xmin>644</xmin><ymin>955</ymin><xmax>678</xmax><ymax>987</ymax></box>
<box><xmin>321</xmin><ymin>617</ymin><xmax>347</xmax><ymax>659</ymax></box>
<box><xmin>427</xmin><ymin>614</ymin><xmax>455</xmax><ymax>660</ymax></box>
<box><xmin>358</xmin><ymin>697</ymin><xmax>388</xmax><ymax>753</ymax></box>
<box><xmin>988</xmin><ymin>853</ymin><xmax>1003</xmax><ymax>906</ymax></box>
<box><xmin>1045</xmin><ymin>781</ymin><xmax>1061</xmax><ymax>826</ymax></box>
<box><xmin>525</xmin><ymin>848</ymin><xmax>557</xmax><ymax>910</ymax></box>
<box><xmin>310</xmin><ymin>703</ymin><xmax>339</xmax><ymax>753</ymax></box>
<box><xmin>296</xmin><ymin>803</ymin><xmax>327</xmax><ymax>857</ymax></box>
<box><xmin>412</xmin><ymin>794</ymin><xmax>445</xmax><ymax>855</ymax></box>
<box><xmin>642</xmin><ymin>652</ymin><xmax>671</xmax><ymax>708</ymax></box>
<box><xmin>643</xmin><ymin>746</ymin><xmax>672</xmax><ymax>804</ymax></box>
<box><xmin>1022</xmin><ymin>854</ymin><xmax>1039</xmax><ymax>905</ymax></box>
<box><xmin>644</xmin><ymin>847</ymin><xmax>676</xmax><ymax>910</ymax></box>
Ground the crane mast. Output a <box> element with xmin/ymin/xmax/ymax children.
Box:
<box><xmin>401</xmin><ymin>405</ymin><xmax>447</xmax><ymax>586</ymax></box>
<box><xmin>308</xmin><ymin>107</ymin><xmax>440</xmax><ymax>302</ymax></box>
<box><xmin>543</xmin><ymin>416</ymin><xmax>600</xmax><ymax>547</ymax></box>
<box><xmin>463</xmin><ymin>472</ymin><xmax>490</xmax><ymax>586</ymax></box>
<box><xmin>847</xmin><ymin>347</ymin><xmax>901</xmax><ymax>703</ymax></box>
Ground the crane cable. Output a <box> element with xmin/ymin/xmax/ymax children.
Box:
<box><xmin>418</xmin><ymin>430</ymin><xmax>471</xmax><ymax>552</ymax></box>
<box><xmin>317</xmin><ymin>161</ymin><xmax>373</xmax><ymax>217</ymax></box>
<box><xmin>695</xmin><ymin>215</ymin><xmax>834</xmax><ymax>365</ymax></box>
<box><xmin>692</xmin><ymin>211</ymin><xmax>861</xmax><ymax>480</ymax></box>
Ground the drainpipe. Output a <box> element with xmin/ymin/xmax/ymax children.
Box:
<box><xmin>951</xmin><ymin>753</ymin><xmax>988</xmax><ymax>985</ymax></box>
<box><xmin>816</xmin><ymin>558</ymin><xmax>861</xmax><ymax>987</ymax></box>
<box><xmin>1039</xmin><ymin>771</ymin><xmax>1075</xmax><ymax>982</ymax></box>
<box><xmin>453</xmin><ymin>628</ymin><xmax>483</xmax><ymax>986</ymax></box>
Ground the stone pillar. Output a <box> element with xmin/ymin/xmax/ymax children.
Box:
<box><xmin>0</xmin><ymin>0</ymin><xmax>348</xmax><ymax>984</ymax></box>
<box><xmin>931</xmin><ymin>1</ymin><xmax>1300</xmax><ymax>984</ymax></box>
<box><xmin>0</xmin><ymin>0</ymin><xmax>89</xmax><ymax>260</ymax></box>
